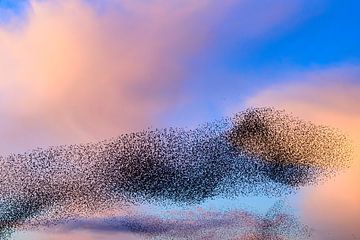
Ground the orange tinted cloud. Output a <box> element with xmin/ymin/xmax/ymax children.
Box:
<box><xmin>0</xmin><ymin>0</ymin><xmax>305</xmax><ymax>154</ymax></box>
<box><xmin>0</xmin><ymin>0</ymin><xmax>202</xmax><ymax>153</ymax></box>
<box><xmin>244</xmin><ymin>64</ymin><xmax>360</xmax><ymax>236</ymax></box>
<box><xmin>1</xmin><ymin>0</ymin><xmax>230</xmax><ymax>153</ymax></box>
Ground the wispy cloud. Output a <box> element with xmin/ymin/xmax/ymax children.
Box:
<box><xmin>31</xmin><ymin>203</ymin><xmax>311</xmax><ymax>240</ymax></box>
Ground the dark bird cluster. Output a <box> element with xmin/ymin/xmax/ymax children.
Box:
<box><xmin>0</xmin><ymin>107</ymin><xmax>351</xmax><ymax>238</ymax></box>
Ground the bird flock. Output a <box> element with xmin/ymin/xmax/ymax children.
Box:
<box><xmin>0</xmin><ymin>108</ymin><xmax>352</xmax><ymax>239</ymax></box>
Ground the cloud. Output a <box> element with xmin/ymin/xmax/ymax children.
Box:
<box><xmin>0</xmin><ymin>0</ymin><xmax>308</xmax><ymax>154</ymax></box>
<box><xmin>0</xmin><ymin>0</ymin><xmax>200</xmax><ymax>152</ymax></box>
<box><xmin>244</xmin><ymin>64</ymin><xmax>360</xmax><ymax>238</ymax></box>
<box><xmin>32</xmin><ymin>203</ymin><xmax>311</xmax><ymax>240</ymax></box>
<box><xmin>14</xmin><ymin>230</ymin><xmax>139</xmax><ymax>240</ymax></box>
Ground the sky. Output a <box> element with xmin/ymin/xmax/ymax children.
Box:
<box><xmin>0</xmin><ymin>0</ymin><xmax>359</xmax><ymax>239</ymax></box>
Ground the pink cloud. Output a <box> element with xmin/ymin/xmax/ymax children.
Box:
<box><xmin>0</xmin><ymin>0</ymin><xmax>203</xmax><ymax>153</ymax></box>
<box><xmin>244</xmin><ymin>64</ymin><xmax>360</xmax><ymax>237</ymax></box>
<box><xmin>0</xmin><ymin>0</ymin><xmax>307</xmax><ymax>154</ymax></box>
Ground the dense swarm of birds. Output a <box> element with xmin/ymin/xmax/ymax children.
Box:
<box><xmin>0</xmin><ymin>107</ymin><xmax>352</xmax><ymax>239</ymax></box>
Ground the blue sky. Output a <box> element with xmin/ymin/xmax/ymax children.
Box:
<box><xmin>158</xmin><ymin>0</ymin><xmax>360</xmax><ymax>127</ymax></box>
